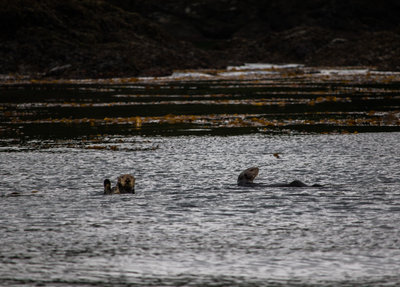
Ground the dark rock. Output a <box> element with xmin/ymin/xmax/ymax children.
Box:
<box><xmin>1</xmin><ymin>0</ymin><xmax>400</xmax><ymax>78</ymax></box>
<box><xmin>330</xmin><ymin>38</ymin><xmax>348</xmax><ymax>45</ymax></box>
<box><xmin>45</xmin><ymin>64</ymin><xmax>72</xmax><ymax>77</ymax></box>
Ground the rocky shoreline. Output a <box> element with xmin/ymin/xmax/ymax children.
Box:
<box><xmin>1</xmin><ymin>0</ymin><xmax>400</xmax><ymax>79</ymax></box>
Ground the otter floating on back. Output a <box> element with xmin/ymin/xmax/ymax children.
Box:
<box><xmin>104</xmin><ymin>174</ymin><xmax>135</xmax><ymax>194</ymax></box>
<box><xmin>238</xmin><ymin>167</ymin><xmax>321</xmax><ymax>187</ymax></box>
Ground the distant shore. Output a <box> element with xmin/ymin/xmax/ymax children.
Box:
<box><xmin>1</xmin><ymin>0</ymin><xmax>400</xmax><ymax>79</ymax></box>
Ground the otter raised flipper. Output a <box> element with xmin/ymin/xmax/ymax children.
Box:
<box><xmin>238</xmin><ymin>167</ymin><xmax>321</xmax><ymax>187</ymax></box>
<box><xmin>104</xmin><ymin>179</ymin><xmax>112</xmax><ymax>194</ymax></box>
<box><xmin>103</xmin><ymin>174</ymin><xmax>135</xmax><ymax>194</ymax></box>
<box><xmin>237</xmin><ymin>167</ymin><xmax>260</xmax><ymax>186</ymax></box>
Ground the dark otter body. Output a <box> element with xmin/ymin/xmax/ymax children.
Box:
<box><xmin>238</xmin><ymin>167</ymin><xmax>322</xmax><ymax>187</ymax></box>
<box><xmin>104</xmin><ymin>174</ymin><xmax>135</xmax><ymax>194</ymax></box>
<box><xmin>266</xmin><ymin>180</ymin><xmax>322</xmax><ymax>187</ymax></box>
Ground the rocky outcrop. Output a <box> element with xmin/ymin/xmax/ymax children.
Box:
<box><xmin>1</xmin><ymin>0</ymin><xmax>400</xmax><ymax>78</ymax></box>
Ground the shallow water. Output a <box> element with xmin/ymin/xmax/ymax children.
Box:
<box><xmin>1</xmin><ymin>133</ymin><xmax>400</xmax><ymax>286</ymax></box>
<box><xmin>1</xmin><ymin>65</ymin><xmax>400</xmax><ymax>140</ymax></box>
<box><xmin>1</xmin><ymin>66</ymin><xmax>400</xmax><ymax>286</ymax></box>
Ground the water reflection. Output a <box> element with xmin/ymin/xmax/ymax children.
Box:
<box><xmin>1</xmin><ymin>65</ymin><xmax>400</xmax><ymax>141</ymax></box>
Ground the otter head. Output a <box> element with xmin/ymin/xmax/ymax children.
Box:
<box><xmin>104</xmin><ymin>179</ymin><xmax>112</xmax><ymax>194</ymax></box>
<box><xmin>117</xmin><ymin>174</ymin><xmax>135</xmax><ymax>194</ymax></box>
<box><xmin>237</xmin><ymin>167</ymin><xmax>259</xmax><ymax>186</ymax></box>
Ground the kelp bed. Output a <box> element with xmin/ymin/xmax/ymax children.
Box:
<box><xmin>1</xmin><ymin>64</ymin><xmax>400</xmax><ymax>144</ymax></box>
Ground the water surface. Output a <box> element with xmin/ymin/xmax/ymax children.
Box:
<box><xmin>1</xmin><ymin>65</ymin><xmax>400</xmax><ymax>139</ymax></box>
<box><xmin>1</xmin><ymin>65</ymin><xmax>400</xmax><ymax>286</ymax></box>
<box><xmin>1</xmin><ymin>133</ymin><xmax>400</xmax><ymax>286</ymax></box>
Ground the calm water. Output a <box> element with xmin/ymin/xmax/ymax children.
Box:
<box><xmin>1</xmin><ymin>66</ymin><xmax>400</xmax><ymax>286</ymax></box>
<box><xmin>1</xmin><ymin>133</ymin><xmax>400</xmax><ymax>286</ymax></box>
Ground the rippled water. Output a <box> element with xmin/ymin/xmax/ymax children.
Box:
<box><xmin>1</xmin><ymin>66</ymin><xmax>400</xmax><ymax>286</ymax></box>
<box><xmin>1</xmin><ymin>133</ymin><xmax>400</xmax><ymax>286</ymax></box>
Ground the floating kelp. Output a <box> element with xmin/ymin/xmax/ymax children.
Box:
<box><xmin>1</xmin><ymin>64</ymin><xmax>400</xmax><ymax>140</ymax></box>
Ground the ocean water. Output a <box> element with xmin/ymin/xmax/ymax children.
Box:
<box><xmin>1</xmin><ymin>133</ymin><xmax>400</xmax><ymax>286</ymax></box>
<box><xmin>1</xmin><ymin>65</ymin><xmax>400</xmax><ymax>286</ymax></box>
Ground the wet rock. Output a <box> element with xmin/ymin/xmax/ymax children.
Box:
<box><xmin>45</xmin><ymin>64</ymin><xmax>72</xmax><ymax>77</ymax></box>
<box><xmin>330</xmin><ymin>38</ymin><xmax>348</xmax><ymax>45</ymax></box>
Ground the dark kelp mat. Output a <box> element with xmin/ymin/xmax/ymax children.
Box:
<box><xmin>1</xmin><ymin>65</ymin><xmax>400</xmax><ymax>143</ymax></box>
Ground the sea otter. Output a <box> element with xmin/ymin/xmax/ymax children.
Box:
<box><xmin>104</xmin><ymin>174</ymin><xmax>135</xmax><ymax>194</ymax></box>
<box><xmin>237</xmin><ymin>167</ymin><xmax>322</xmax><ymax>187</ymax></box>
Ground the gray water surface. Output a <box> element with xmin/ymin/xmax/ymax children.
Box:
<box><xmin>1</xmin><ymin>133</ymin><xmax>400</xmax><ymax>286</ymax></box>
